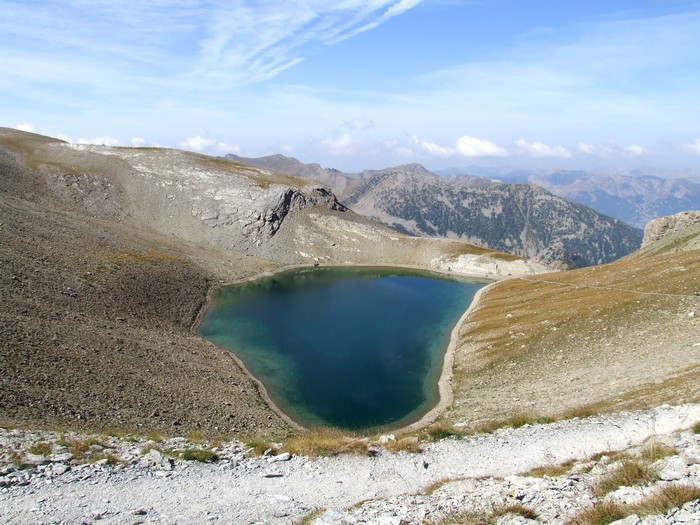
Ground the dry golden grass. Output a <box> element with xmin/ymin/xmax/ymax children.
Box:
<box><xmin>383</xmin><ymin>436</ymin><xmax>423</xmax><ymax>453</ymax></box>
<box><xmin>427</xmin><ymin>503</ymin><xmax>538</xmax><ymax>525</ymax></box>
<box><xmin>449</xmin><ymin>246</ymin><xmax>700</xmax><ymax>424</ymax></box>
<box><xmin>593</xmin><ymin>460</ymin><xmax>657</xmax><ymax>497</ymax></box>
<box><xmin>282</xmin><ymin>428</ymin><xmax>369</xmax><ymax>457</ymax></box>
<box><xmin>524</xmin><ymin>459</ymin><xmax>576</xmax><ymax>478</ymax></box>
<box><xmin>421</xmin><ymin>476</ymin><xmax>465</xmax><ymax>495</ymax></box>
<box><xmin>567</xmin><ymin>484</ymin><xmax>700</xmax><ymax>525</ymax></box>
<box><xmin>638</xmin><ymin>440</ymin><xmax>676</xmax><ymax>462</ymax></box>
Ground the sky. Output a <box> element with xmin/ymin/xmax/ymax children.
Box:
<box><xmin>3</xmin><ymin>0</ymin><xmax>700</xmax><ymax>172</ymax></box>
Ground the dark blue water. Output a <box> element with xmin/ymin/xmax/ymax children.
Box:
<box><xmin>197</xmin><ymin>267</ymin><xmax>483</xmax><ymax>430</ymax></box>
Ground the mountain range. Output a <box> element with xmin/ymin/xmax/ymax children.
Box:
<box><xmin>227</xmin><ymin>154</ymin><xmax>643</xmax><ymax>268</ymax></box>
<box><xmin>436</xmin><ymin>166</ymin><xmax>700</xmax><ymax>229</ymax></box>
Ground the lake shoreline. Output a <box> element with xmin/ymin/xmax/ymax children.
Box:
<box><xmin>191</xmin><ymin>262</ymin><xmax>499</xmax><ymax>435</ymax></box>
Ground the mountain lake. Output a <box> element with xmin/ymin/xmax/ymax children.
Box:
<box><xmin>197</xmin><ymin>266</ymin><xmax>484</xmax><ymax>431</ymax></box>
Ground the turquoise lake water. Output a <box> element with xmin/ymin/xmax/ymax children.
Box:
<box><xmin>197</xmin><ymin>267</ymin><xmax>483</xmax><ymax>430</ymax></box>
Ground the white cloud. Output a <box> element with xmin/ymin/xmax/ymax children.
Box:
<box><xmin>77</xmin><ymin>136</ymin><xmax>120</xmax><ymax>146</ymax></box>
<box><xmin>181</xmin><ymin>135</ymin><xmax>236</xmax><ymax>154</ymax></box>
<box><xmin>321</xmin><ymin>133</ymin><xmax>358</xmax><ymax>155</ymax></box>
<box><xmin>131</xmin><ymin>137</ymin><xmax>146</xmax><ymax>147</ymax></box>
<box><xmin>679</xmin><ymin>139</ymin><xmax>700</xmax><ymax>156</ymax></box>
<box><xmin>456</xmin><ymin>136</ymin><xmax>508</xmax><ymax>157</ymax></box>
<box><xmin>578</xmin><ymin>142</ymin><xmax>649</xmax><ymax>158</ymax></box>
<box><xmin>516</xmin><ymin>139</ymin><xmax>572</xmax><ymax>159</ymax></box>
<box><xmin>623</xmin><ymin>144</ymin><xmax>648</xmax><ymax>156</ymax></box>
<box><xmin>408</xmin><ymin>135</ymin><xmax>454</xmax><ymax>157</ymax></box>
<box><xmin>577</xmin><ymin>142</ymin><xmax>597</xmax><ymax>155</ymax></box>
<box><xmin>15</xmin><ymin>123</ymin><xmax>34</xmax><ymax>133</ymax></box>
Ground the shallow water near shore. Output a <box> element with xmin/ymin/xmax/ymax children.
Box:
<box><xmin>198</xmin><ymin>267</ymin><xmax>483</xmax><ymax>430</ymax></box>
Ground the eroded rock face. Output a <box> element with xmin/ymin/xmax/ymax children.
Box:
<box><xmin>642</xmin><ymin>210</ymin><xmax>700</xmax><ymax>246</ymax></box>
<box><xmin>37</xmin><ymin>143</ymin><xmax>347</xmax><ymax>256</ymax></box>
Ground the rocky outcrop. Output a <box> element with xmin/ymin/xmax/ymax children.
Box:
<box><xmin>642</xmin><ymin>210</ymin><xmax>700</xmax><ymax>246</ymax></box>
<box><xmin>430</xmin><ymin>253</ymin><xmax>550</xmax><ymax>278</ymax></box>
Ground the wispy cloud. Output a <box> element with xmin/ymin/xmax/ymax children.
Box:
<box><xmin>196</xmin><ymin>1</ymin><xmax>424</xmax><ymax>85</ymax></box>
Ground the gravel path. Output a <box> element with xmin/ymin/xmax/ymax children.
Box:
<box><xmin>2</xmin><ymin>404</ymin><xmax>699</xmax><ymax>524</ymax></box>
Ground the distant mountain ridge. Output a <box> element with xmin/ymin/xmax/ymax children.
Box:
<box><xmin>436</xmin><ymin>167</ymin><xmax>700</xmax><ymax>229</ymax></box>
<box><xmin>227</xmin><ymin>154</ymin><xmax>643</xmax><ymax>268</ymax></box>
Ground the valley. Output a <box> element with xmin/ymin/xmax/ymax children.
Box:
<box><xmin>1</xmin><ymin>128</ymin><xmax>699</xmax><ymax>524</ymax></box>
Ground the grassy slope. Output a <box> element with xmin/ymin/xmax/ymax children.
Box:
<box><xmin>443</xmin><ymin>232</ymin><xmax>700</xmax><ymax>428</ymax></box>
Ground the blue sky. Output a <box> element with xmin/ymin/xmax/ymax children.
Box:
<box><xmin>3</xmin><ymin>0</ymin><xmax>700</xmax><ymax>172</ymax></box>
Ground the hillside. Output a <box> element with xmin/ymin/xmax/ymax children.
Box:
<box><xmin>0</xmin><ymin>128</ymin><xmax>537</xmax><ymax>437</ymax></box>
<box><xmin>229</xmin><ymin>154</ymin><xmax>643</xmax><ymax>268</ymax></box>
<box><xmin>442</xmin><ymin>212</ymin><xmax>700</xmax><ymax>429</ymax></box>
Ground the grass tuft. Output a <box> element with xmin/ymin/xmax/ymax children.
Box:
<box><xmin>593</xmin><ymin>460</ymin><xmax>657</xmax><ymax>497</ymax></box>
<box><xmin>567</xmin><ymin>484</ymin><xmax>700</xmax><ymax>525</ymax></box>
<box><xmin>293</xmin><ymin>508</ymin><xmax>326</xmax><ymax>525</ymax></box>
<box><xmin>186</xmin><ymin>430</ymin><xmax>206</xmax><ymax>444</ymax></box>
<box><xmin>426</xmin><ymin>510</ymin><xmax>483</xmax><ymax>525</ymax></box>
<box><xmin>176</xmin><ymin>449</ymin><xmax>219</xmax><ymax>463</ymax></box>
<box><xmin>692</xmin><ymin>422</ymin><xmax>700</xmax><ymax>434</ymax></box>
<box><xmin>383</xmin><ymin>436</ymin><xmax>423</xmax><ymax>453</ymax></box>
<box><xmin>567</xmin><ymin>501</ymin><xmax>628</xmax><ymax>525</ymax></box>
<box><xmin>245</xmin><ymin>438</ymin><xmax>275</xmax><ymax>457</ymax></box>
<box><xmin>525</xmin><ymin>459</ymin><xmax>576</xmax><ymax>478</ymax></box>
<box><xmin>424</xmin><ymin>423</ymin><xmax>466</xmax><ymax>441</ymax></box>
<box><xmin>638</xmin><ymin>440</ymin><xmax>676</xmax><ymax>462</ymax></box>
<box><xmin>492</xmin><ymin>504</ymin><xmax>538</xmax><ymax>520</ymax></box>
<box><xmin>427</xmin><ymin>503</ymin><xmax>537</xmax><ymax>525</ymax></box>
<box><xmin>28</xmin><ymin>441</ymin><xmax>52</xmax><ymax>456</ymax></box>
<box><xmin>631</xmin><ymin>484</ymin><xmax>700</xmax><ymax>516</ymax></box>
